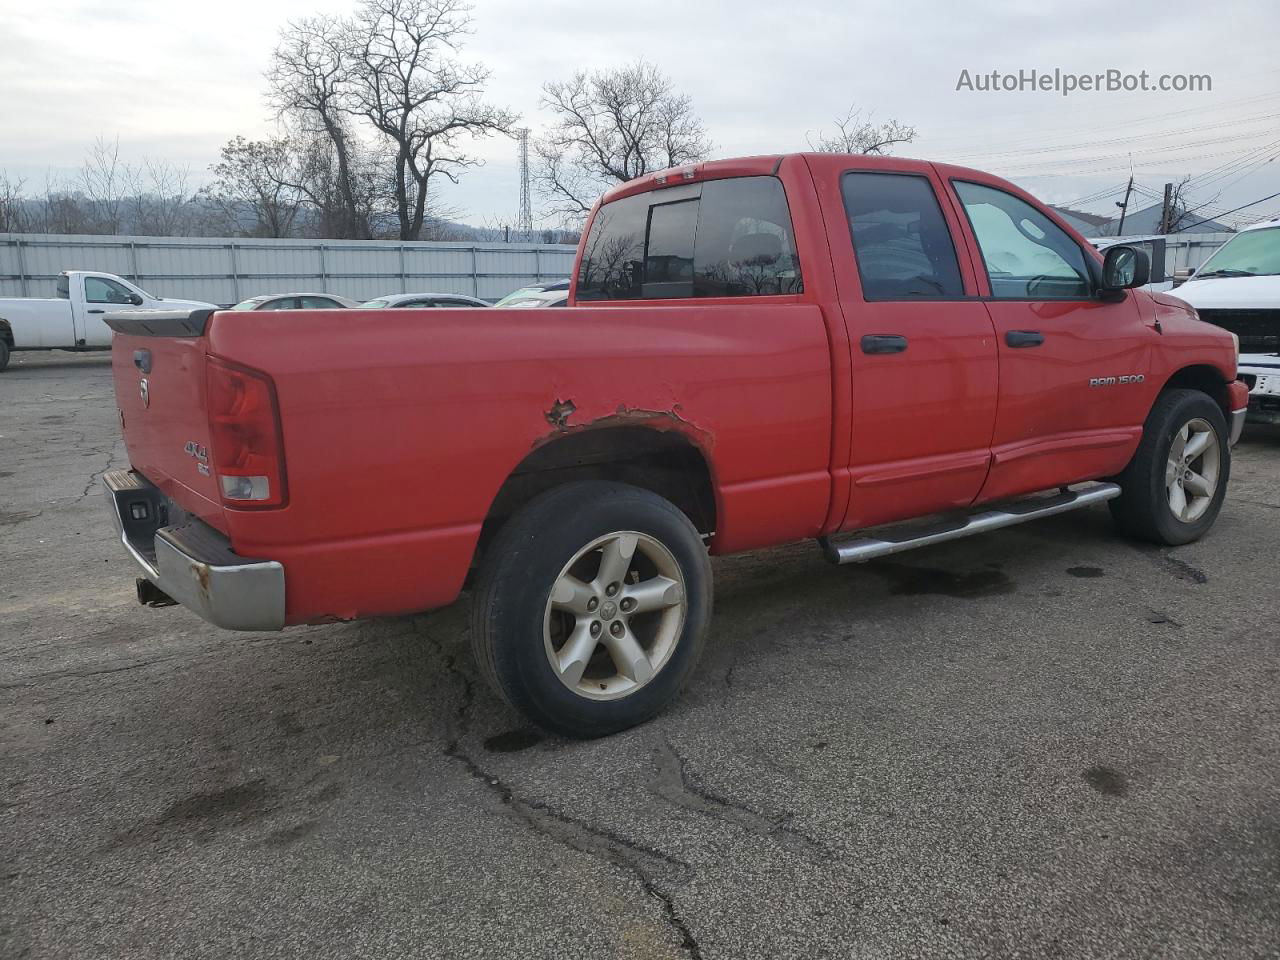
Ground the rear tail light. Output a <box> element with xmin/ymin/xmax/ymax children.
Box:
<box><xmin>205</xmin><ymin>357</ymin><xmax>287</xmax><ymax>508</ymax></box>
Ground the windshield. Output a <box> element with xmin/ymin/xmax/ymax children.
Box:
<box><xmin>1194</xmin><ymin>227</ymin><xmax>1280</xmax><ymax>278</ymax></box>
<box><xmin>494</xmin><ymin>286</ymin><xmax>541</xmax><ymax>307</ymax></box>
<box><xmin>361</xmin><ymin>299</ymin><xmax>390</xmax><ymax>308</ymax></box>
<box><xmin>231</xmin><ymin>299</ymin><xmax>264</xmax><ymax>311</ymax></box>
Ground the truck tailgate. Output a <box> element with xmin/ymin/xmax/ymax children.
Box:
<box><xmin>108</xmin><ymin>310</ymin><xmax>226</xmax><ymax>532</ymax></box>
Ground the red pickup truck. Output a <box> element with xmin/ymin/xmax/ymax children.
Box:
<box><xmin>104</xmin><ymin>153</ymin><xmax>1248</xmax><ymax>737</ymax></box>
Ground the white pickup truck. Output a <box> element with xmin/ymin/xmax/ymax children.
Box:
<box><xmin>0</xmin><ymin>271</ymin><xmax>215</xmax><ymax>371</ymax></box>
<box><xmin>1170</xmin><ymin>218</ymin><xmax>1280</xmax><ymax>427</ymax></box>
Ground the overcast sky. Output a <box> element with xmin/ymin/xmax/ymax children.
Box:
<box><xmin>1</xmin><ymin>0</ymin><xmax>1278</xmax><ymax>229</ymax></box>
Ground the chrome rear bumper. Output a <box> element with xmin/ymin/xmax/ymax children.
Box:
<box><xmin>103</xmin><ymin>470</ymin><xmax>285</xmax><ymax>631</ymax></box>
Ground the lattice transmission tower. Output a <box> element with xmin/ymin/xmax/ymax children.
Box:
<box><xmin>516</xmin><ymin>128</ymin><xmax>533</xmax><ymax>240</ymax></box>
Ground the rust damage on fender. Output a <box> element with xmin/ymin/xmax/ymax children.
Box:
<box><xmin>534</xmin><ymin>400</ymin><xmax>714</xmax><ymax>451</ymax></box>
<box><xmin>544</xmin><ymin>398</ymin><xmax>577</xmax><ymax>429</ymax></box>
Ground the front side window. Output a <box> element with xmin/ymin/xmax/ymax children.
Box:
<box><xmin>84</xmin><ymin>276</ymin><xmax>134</xmax><ymax>304</ymax></box>
<box><xmin>258</xmin><ymin>297</ymin><xmax>297</xmax><ymax>311</ymax></box>
<box><xmin>576</xmin><ymin>176</ymin><xmax>802</xmax><ymax>300</ymax></box>
<box><xmin>841</xmin><ymin>172</ymin><xmax>964</xmax><ymax>299</ymax></box>
<box><xmin>298</xmin><ymin>296</ymin><xmax>342</xmax><ymax>309</ymax></box>
<box><xmin>954</xmin><ymin>181</ymin><xmax>1091</xmax><ymax>299</ymax></box>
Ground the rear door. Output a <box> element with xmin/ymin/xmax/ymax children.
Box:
<box><xmin>944</xmin><ymin>174</ymin><xmax>1155</xmax><ymax>502</ymax></box>
<box><xmin>806</xmin><ymin>156</ymin><xmax>999</xmax><ymax>531</ymax></box>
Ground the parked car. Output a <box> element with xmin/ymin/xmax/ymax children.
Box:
<box><xmin>360</xmin><ymin>293</ymin><xmax>491</xmax><ymax>308</ymax></box>
<box><xmin>102</xmin><ymin>152</ymin><xmax>1247</xmax><ymax>738</ymax></box>
<box><xmin>494</xmin><ymin>279</ymin><xmax>571</xmax><ymax>307</ymax></box>
<box><xmin>506</xmin><ymin>290</ymin><xmax>569</xmax><ymax>308</ymax></box>
<box><xmin>230</xmin><ymin>293</ymin><xmax>360</xmax><ymax>311</ymax></box>
<box><xmin>0</xmin><ymin>271</ymin><xmax>215</xmax><ymax>371</ymax></box>
<box><xmin>1169</xmin><ymin>217</ymin><xmax>1280</xmax><ymax>426</ymax></box>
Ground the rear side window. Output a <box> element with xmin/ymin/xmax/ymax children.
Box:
<box><xmin>954</xmin><ymin>181</ymin><xmax>1091</xmax><ymax>299</ymax></box>
<box><xmin>841</xmin><ymin>173</ymin><xmax>965</xmax><ymax>299</ymax></box>
<box><xmin>576</xmin><ymin>176</ymin><xmax>802</xmax><ymax>300</ymax></box>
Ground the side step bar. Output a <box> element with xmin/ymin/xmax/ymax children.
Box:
<box><xmin>820</xmin><ymin>482</ymin><xmax>1121</xmax><ymax>565</ymax></box>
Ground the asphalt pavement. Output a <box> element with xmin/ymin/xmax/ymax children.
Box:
<box><xmin>2</xmin><ymin>351</ymin><xmax>1277</xmax><ymax>959</ymax></box>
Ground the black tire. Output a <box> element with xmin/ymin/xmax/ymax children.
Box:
<box><xmin>0</xmin><ymin>340</ymin><xmax>10</xmax><ymax>372</ymax></box>
<box><xmin>1110</xmin><ymin>388</ymin><xmax>1230</xmax><ymax>545</ymax></box>
<box><xmin>470</xmin><ymin>481</ymin><xmax>712</xmax><ymax>739</ymax></box>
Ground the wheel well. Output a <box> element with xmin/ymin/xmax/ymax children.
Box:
<box><xmin>0</xmin><ymin>319</ymin><xmax>12</xmax><ymax>349</ymax></box>
<box><xmin>474</xmin><ymin>425</ymin><xmax>717</xmax><ymax>569</ymax></box>
<box><xmin>1162</xmin><ymin>365</ymin><xmax>1230</xmax><ymax>413</ymax></box>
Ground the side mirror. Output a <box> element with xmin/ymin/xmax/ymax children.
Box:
<box><xmin>1101</xmin><ymin>245</ymin><xmax>1150</xmax><ymax>292</ymax></box>
<box><xmin>128</xmin><ymin>293</ymin><xmax>144</xmax><ymax>306</ymax></box>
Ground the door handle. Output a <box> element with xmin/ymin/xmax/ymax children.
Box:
<box><xmin>1005</xmin><ymin>330</ymin><xmax>1044</xmax><ymax>348</ymax></box>
<box><xmin>861</xmin><ymin>334</ymin><xmax>908</xmax><ymax>354</ymax></box>
<box><xmin>87</xmin><ymin>308</ymin><xmax>106</xmax><ymax>314</ymax></box>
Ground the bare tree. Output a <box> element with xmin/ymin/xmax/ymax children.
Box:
<box><xmin>0</xmin><ymin>172</ymin><xmax>28</xmax><ymax>233</ymax></box>
<box><xmin>77</xmin><ymin>137</ymin><xmax>131</xmax><ymax>233</ymax></box>
<box><xmin>1162</xmin><ymin>176</ymin><xmax>1199</xmax><ymax>233</ymax></box>
<box><xmin>345</xmin><ymin>0</ymin><xmax>516</xmax><ymax>241</ymax></box>
<box><xmin>535</xmin><ymin>61</ymin><xmax>712</xmax><ymax>223</ymax></box>
<box><xmin>203</xmin><ymin>136</ymin><xmax>304</xmax><ymax>237</ymax></box>
<box><xmin>807</xmin><ymin>106</ymin><xmax>916</xmax><ymax>155</ymax></box>
<box><xmin>269</xmin><ymin>15</ymin><xmax>370</xmax><ymax>238</ymax></box>
<box><xmin>127</xmin><ymin>158</ymin><xmax>195</xmax><ymax>236</ymax></box>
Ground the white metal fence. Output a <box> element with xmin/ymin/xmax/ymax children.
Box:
<box><xmin>0</xmin><ymin>230</ymin><xmax>1234</xmax><ymax>306</ymax></box>
<box><xmin>0</xmin><ymin>233</ymin><xmax>580</xmax><ymax>305</ymax></box>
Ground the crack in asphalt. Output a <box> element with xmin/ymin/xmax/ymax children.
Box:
<box><xmin>0</xmin><ymin>655</ymin><xmax>185</xmax><ymax>690</ymax></box>
<box><xmin>79</xmin><ymin>445</ymin><xmax>122</xmax><ymax>501</ymax></box>
<box><xmin>424</xmin><ymin>629</ymin><xmax>703</xmax><ymax>958</ymax></box>
<box><xmin>0</xmin><ymin>509</ymin><xmax>43</xmax><ymax>528</ymax></box>
<box><xmin>651</xmin><ymin>738</ymin><xmax>830</xmax><ymax>863</ymax></box>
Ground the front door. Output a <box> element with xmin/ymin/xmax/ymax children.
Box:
<box><xmin>944</xmin><ymin>176</ymin><xmax>1156</xmax><ymax>502</ymax></box>
<box><xmin>77</xmin><ymin>275</ymin><xmax>137</xmax><ymax>346</ymax></box>
<box><xmin>809</xmin><ymin>157</ymin><xmax>1000</xmax><ymax>531</ymax></box>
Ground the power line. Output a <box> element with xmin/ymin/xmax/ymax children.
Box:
<box><xmin>924</xmin><ymin>91</ymin><xmax>1280</xmax><ymax>156</ymax></box>
<box><xmin>1174</xmin><ymin>190</ymin><xmax>1280</xmax><ymax>233</ymax></box>
<box><xmin>937</xmin><ymin>110</ymin><xmax>1280</xmax><ymax>164</ymax></box>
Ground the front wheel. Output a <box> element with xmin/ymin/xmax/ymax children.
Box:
<box><xmin>0</xmin><ymin>340</ymin><xmax>10</xmax><ymax>372</ymax></box>
<box><xmin>470</xmin><ymin>481</ymin><xmax>712</xmax><ymax>738</ymax></box>
<box><xmin>1110</xmin><ymin>388</ymin><xmax>1230</xmax><ymax>545</ymax></box>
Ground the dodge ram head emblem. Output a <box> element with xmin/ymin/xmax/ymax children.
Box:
<box><xmin>139</xmin><ymin>378</ymin><xmax>149</xmax><ymax>407</ymax></box>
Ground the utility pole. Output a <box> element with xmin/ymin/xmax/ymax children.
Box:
<box><xmin>1158</xmin><ymin>181</ymin><xmax>1173</xmax><ymax>235</ymax></box>
<box><xmin>1115</xmin><ymin>176</ymin><xmax>1134</xmax><ymax>236</ymax></box>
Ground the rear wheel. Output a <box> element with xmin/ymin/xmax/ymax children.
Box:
<box><xmin>1110</xmin><ymin>389</ymin><xmax>1229</xmax><ymax>545</ymax></box>
<box><xmin>0</xmin><ymin>340</ymin><xmax>10</xmax><ymax>372</ymax></box>
<box><xmin>470</xmin><ymin>481</ymin><xmax>712</xmax><ymax>738</ymax></box>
